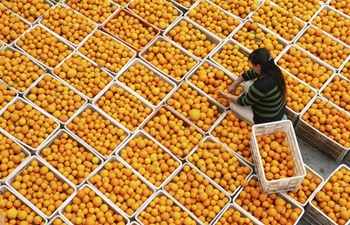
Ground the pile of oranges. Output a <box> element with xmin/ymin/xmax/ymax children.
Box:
<box><xmin>301</xmin><ymin>98</ymin><xmax>350</xmax><ymax>149</ymax></box>
<box><xmin>117</xmin><ymin>62</ymin><xmax>174</xmax><ymax>106</ymax></box>
<box><xmin>330</xmin><ymin>0</ymin><xmax>350</xmax><ymax>17</ymax></box>
<box><xmin>296</xmin><ymin>27</ymin><xmax>350</xmax><ymax>69</ymax></box>
<box><xmin>119</xmin><ymin>135</ymin><xmax>181</xmax><ymax>188</ymax></box>
<box><xmin>287</xmin><ymin>166</ymin><xmax>323</xmax><ymax>205</ymax></box>
<box><xmin>166</xmin><ymin>82</ymin><xmax>221</xmax><ymax>132</ymax></box>
<box><xmin>0</xmin><ymin>5</ymin><xmax>30</xmax><ymax>44</ymax></box>
<box><xmin>251</xmin><ymin>0</ymin><xmax>305</xmax><ymax>42</ymax></box>
<box><xmin>41</xmin><ymin>4</ymin><xmax>96</xmax><ymax>46</ymax></box>
<box><xmin>311</xmin><ymin>166</ymin><xmax>350</xmax><ymax>225</ymax></box>
<box><xmin>143</xmin><ymin>106</ymin><xmax>203</xmax><ymax>159</ymax></box>
<box><xmin>0</xmin><ymin>188</ymin><xmax>45</xmax><ymax>225</ymax></box>
<box><xmin>215</xmin><ymin>206</ymin><xmax>255</xmax><ymax>225</ymax></box>
<box><xmin>271</xmin><ymin>0</ymin><xmax>322</xmax><ymax>22</ymax></box>
<box><xmin>166</xmin><ymin>19</ymin><xmax>218</xmax><ymax>59</ymax></box>
<box><xmin>2</xmin><ymin>0</ymin><xmax>51</xmax><ymax>23</ymax></box>
<box><xmin>0</xmin><ymin>82</ymin><xmax>16</xmax><ymax>111</ymax></box>
<box><xmin>88</xmin><ymin>157</ymin><xmax>154</xmax><ymax>216</ymax></box>
<box><xmin>66</xmin><ymin>107</ymin><xmax>128</xmax><ymax>158</ymax></box>
<box><xmin>211</xmin><ymin>42</ymin><xmax>250</xmax><ymax>77</ymax></box>
<box><xmin>103</xmin><ymin>10</ymin><xmax>158</xmax><ymax>50</ymax></box>
<box><xmin>62</xmin><ymin>185</ymin><xmax>126</xmax><ymax>225</ymax></box>
<box><xmin>187</xmin><ymin>0</ymin><xmax>241</xmax><ymax>39</ymax></box>
<box><xmin>341</xmin><ymin>61</ymin><xmax>350</xmax><ymax>79</ymax></box>
<box><xmin>137</xmin><ymin>193</ymin><xmax>197</xmax><ymax>224</ymax></box>
<box><xmin>142</xmin><ymin>39</ymin><xmax>197</xmax><ymax>81</ymax></box>
<box><xmin>128</xmin><ymin>0</ymin><xmax>179</xmax><ymax>30</ymax></box>
<box><xmin>0</xmin><ymin>100</ymin><xmax>59</xmax><ymax>149</ymax></box>
<box><xmin>95</xmin><ymin>85</ymin><xmax>153</xmax><ymax>132</ymax></box>
<box><xmin>39</xmin><ymin>131</ymin><xmax>100</xmax><ymax>186</ymax></box>
<box><xmin>283</xmin><ymin>70</ymin><xmax>316</xmax><ymax>113</ymax></box>
<box><xmin>255</xmin><ymin>130</ymin><xmax>296</xmax><ymax>181</ymax></box>
<box><xmin>65</xmin><ymin>0</ymin><xmax>118</xmax><ymax>24</ymax></box>
<box><xmin>16</xmin><ymin>26</ymin><xmax>73</xmax><ymax>69</ymax></box>
<box><xmin>0</xmin><ymin>49</ymin><xmax>45</xmax><ymax>93</ymax></box>
<box><xmin>187</xmin><ymin>141</ymin><xmax>251</xmax><ymax>194</ymax></box>
<box><xmin>211</xmin><ymin>111</ymin><xmax>253</xmax><ymax>163</ymax></box>
<box><xmin>50</xmin><ymin>217</ymin><xmax>68</xmax><ymax>225</ymax></box>
<box><xmin>209</xmin><ymin>0</ymin><xmax>259</xmax><ymax>19</ymax></box>
<box><xmin>0</xmin><ymin>133</ymin><xmax>28</xmax><ymax>181</ymax></box>
<box><xmin>26</xmin><ymin>74</ymin><xmax>86</xmax><ymax>123</ymax></box>
<box><xmin>232</xmin><ymin>21</ymin><xmax>285</xmax><ymax>59</ymax></box>
<box><xmin>188</xmin><ymin>62</ymin><xmax>242</xmax><ymax>107</ymax></box>
<box><xmin>235</xmin><ymin>177</ymin><xmax>303</xmax><ymax>225</ymax></box>
<box><xmin>10</xmin><ymin>159</ymin><xmax>75</xmax><ymax>217</ymax></box>
<box><xmin>311</xmin><ymin>8</ymin><xmax>350</xmax><ymax>46</ymax></box>
<box><xmin>320</xmin><ymin>75</ymin><xmax>350</xmax><ymax>112</ymax></box>
<box><xmin>277</xmin><ymin>45</ymin><xmax>333</xmax><ymax>90</ymax></box>
<box><xmin>53</xmin><ymin>53</ymin><xmax>113</xmax><ymax>100</ymax></box>
<box><xmin>78</xmin><ymin>30</ymin><xmax>135</xmax><ymax>74</ymax></box>
<box><xmin>164</xmin><ymin>164</ymin><xmax>230</xmax><ymax>224</ymax></box>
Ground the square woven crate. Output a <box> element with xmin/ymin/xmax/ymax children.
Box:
<box><xmin>303</xmin><ymin>164</ymin><xmax>350</xmax><ymax>225</ymax></box>
<box><xmin>250</xmin><ymin>120</ymin><xmax>306</xmax><ymax>194</ymax></box>
<box><xmin>295</xmin><ymin>96</ymin><xmax>350</xmax><ymax>163</ymax></box>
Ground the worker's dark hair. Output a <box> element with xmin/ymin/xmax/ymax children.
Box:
<box><xmin>248</xmin><ymin>48</ymin><xmax>286</xmax><ymax>100</ymax></box>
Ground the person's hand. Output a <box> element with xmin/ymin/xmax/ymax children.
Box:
<box><xmin>219</xmin><ymin>90</ymin><xmax>229</xmax><ymax>98</ymax></box>
<box><xmin>228</xmin><ymin>83</ymin><xmax>237</xmax><ymax>93</ymax></box>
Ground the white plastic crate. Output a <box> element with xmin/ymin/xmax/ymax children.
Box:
<box><xmin>0</xmin><ymin>185</ymin><xmax>48</xmax><ymax>224</ymax></box>
<box><xmin>294</xmin><ymin>23</ymin><xmax>350</xmax><ymax>70</ymax></box>
<box><xmin>38</xmin><ymin>3</ymin><xmax>99</xmax><ymax>49</ymax></box>
<box><xmin>63</xmin><ymin>0</ymin><xmax>120</xmax><ymax>27</ymax></box>
<box><xmin>232</xmin><ymin>174</ymin><xmax>305</xmax><ymax>225</ymax></box>
<box><xmin>319</xmin><ymin>73</ymin><xmax>350</xmax><ymax>114</ymax></box>
<box><xmin>310</xmin><ymin>5</ymin><xmax>350</xmax><ymax>48</ymax></box>
<box><xmin>5</xmin><ymin>155</ymin><xmax>77</xmax><ymax>220</ymax></box>
<box><xmin>116</xmin><ymin>129</ymin><xmax>183</xmax><ymax>190</ymax></box>
<box><xmin>339</xmin><ymin>55</ymin><xmax>350</xmax><ymax>80</ymax></box>
<box><xmin>230</xmin><ymin>19</ymin><xmax>289</xmax><ymax>60</ymax></box>
<box><xmin>0</xmin><ymin>46</ymin><xmax>47</xmax><ymax>95</ymax></box>
<box><xmin>250</xmin><ymin>120</ymin><xmax>307</xmax><ymax>194</ymax></box>
<box><xmin>86</xmin><ymin>155</ymin><xmax>156</xmax><ymax>219</ymax></box>
<box><xmin>135</xmin><ymin>190</ymin><xmax>202</xmax><ymax>225</ymax></box>
<box><xmin>23</xmin><ymin>73</ymin><xmax>88</xmax><ymax>125</ymax></box>
<box><xmin>140</xmin><ymin>104</ymin><xmax>206</xmax><ymax>161</ymax></box>
<box><xmin>185</xmin><ymin>59</ymin><xmax>237</xmax><ymax>109</ymax></box>
<box><xmin>47</xmin><ymin>214</ymin><xmax>71</xmax><ymax>225</ymax></box>
<box><xmin>162</xmin><ymin>162</ymin><xmax>231</xmax><ymax>225</ymax></box>
<box><xmin>275</xmin><ymin>44</ymin><xmax>336</xmax><ymax>92</ymax></box>
<box><xmin>0</xmin><ymin>78</ymin><xmax>19</xmax><ymax>115</ymax></box>
<box><xmin>208</xmin><ymin>38</ymin><xmax>251</xmax><ymax>79</ymax></box>
<box><xmin>52</xmin><ymin>51</ymin><xmax>114</xmax><ymax>103</ymax></box>
<box><xmin>0</xmin><ymin>97</ymin><xmax>61</xmax><ymax>153</ymax></box>
<box><xmin>0</xmin><ymin>39</ymin><xmax>4</xmax><ymax>49</ymax></box>
<box><xmin>76</xmin><ymin>29</ymin><xmax>137</xmax><ymax>77</ymax></box>
<box><xmin>139</xmin><ymin>35</ymin><xmax>200</xmax><ymax>84</ymax></box>
<box><xmin>282</xmin><ymin>164</ymin><xmax>325</xmax><ymax>207</ymax></box>
<box><xmin>163</xmin><ymin>16</ymin><xmax>222</xmax><ymax>61</ymax></box>
<box><xmin>101</xmin><ymin>8</ymin><xmax>161</xmax><ymax>52</ymax></box>
<box><xmin>186</xmin><ymin>135</ymin><xmax>253</xmax><ymax>197</ymax></box>
<box><xmin>126</xmin><ymin>0</ymin><xmax>183</xmax><ymax>32</ymax></box>
<box><xmin>295</xmin><ymin>96</ymin><xmax>350</xmax><ymax>163</ymax></box>
<box><xmin>92</xmin><ymin>81</ymin><xmax>155</xmax><ymax>133</ymax></box>
<box><xmin>165</xmin><ymin>80</ymin><xmax>227</xmax><ymax>134</ymax></box>
<box><xmin>184</xmin><ymin>0</ymin><xmax>242</xmax><ymax>41</ymax></box>
<box><xmin>211</xmin><ymin>202</ymin><xmax>261</xmax><ymax>225</ymax></box>
<box><xmin>59</xmin><ymin>183</ymin><xmax>130</xmax><ymax>225</ymax></box>
<box><xmin>36</xmin><ymin>129</ymin><xmax>104</xmax><ymax>189</ymax></box>
<box><xmin>115</xmin><ymin>58</ymin><xmax>177</xmax><ymax>109</ymax></box>
<box><xmin>0</xmin><ymin>129</ymin><xmax>31</xmax><ymax>184</ymax></box>
<box><xmin>14</xmin><ymin>24</ymin><xmax>75</xmax><ymax>71</ymax></box>
<box><xmin>64</xmin><ymin>103</ymin><xmax>131</xmax><ymax>160</ymax></box>
<box><xmin>303</xmin><ymin>164</ymin><xmax>350</xmax><ymax>225</ymax></box>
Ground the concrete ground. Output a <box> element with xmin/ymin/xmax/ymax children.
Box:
<box><xmin>296</xmin><ymin>137</ymin><xmax>345</xmax><ymax>225</ymax></box>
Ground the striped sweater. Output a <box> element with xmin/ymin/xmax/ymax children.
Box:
<box><xmin>237</xmin><ymin>69</ymin><xmax>286</xmax><ymax>124</ymax></box>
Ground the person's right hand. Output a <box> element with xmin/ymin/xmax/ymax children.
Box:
<box><xmin>228</xmin><ymin>83</ymin><xmax>237</xmax><ymax>93</ymax></box>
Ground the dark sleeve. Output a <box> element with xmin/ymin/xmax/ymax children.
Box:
<box><xmin>237</xmin><ymin>81</ymin><xmax>265</xmax><ymax>106</ymax></box>
<box><xmin>241</xmin><ymin>69</ymin><xmax>259</xmax><ymax>81</ymax></box>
